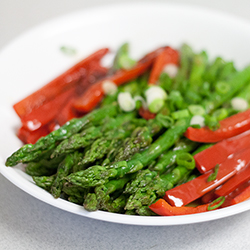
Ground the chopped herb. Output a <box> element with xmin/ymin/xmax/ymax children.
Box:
<box><xmin>207</xmin><ymin>164</ymin><xmax>219</xmax><ymax>182</ymax></box>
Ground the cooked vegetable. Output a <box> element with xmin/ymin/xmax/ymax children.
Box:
<box><xmin>185</xmin><ymin>108</ymin><xmax>250</xmax><ymax>142</ymax></box>
<box><xmin>5</xmin><ymin>104</ymin><xmax>118</xmax><ymax>166</ymax></box>
<box><xmin>149</xmin><ymin>197</ymin><xmax>225</xmax><ymax>216</ymax></box>
<box><xmin>73</xmin><ymin>47</ymin><xmax>165</xmax><ymax>112</ymax></box>
<box><xmin>6</xmin><ymin>43</ymin><xmax>250</xmax><ymax>217</ymax></box>
<box><xmin>14</xmin><ymin>48</ymin><xmax>109</xmax><ymax>119</ymax></box>
<box><xmin>164</xmin><ymin>147</ymin><xmax>250</xmax><ymax>207</ymax></box>
<box><xmin>148</xmin><ymin>46</ymin><xmax>179</xmax><ymax>84</ymax></box>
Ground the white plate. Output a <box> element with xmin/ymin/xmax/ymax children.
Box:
<box><xmin>1</xmin><ymin>3</ymin><xmax>250</xmax><ymax>226</ymax></box>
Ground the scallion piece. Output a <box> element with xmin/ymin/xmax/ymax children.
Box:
<box><xmin>188</xmin><ymin>105</ymin><xmax>206</xmax><ymax>116</ymax></box>
<box><xmin>148</xmin><ymin>98</ymin><xmax>164</xmax><ymax>113</ymax></box>
<box><xmin>156</xmin><ymin>113</ymin><xmax>174</xmax><ymax>128</ymax></box>
<box><xmin>231</xmin><ymin>97</ymin><xmax>248</xmax><ymax>111</ymax></box>
<box><xmin>117</xmin><ymin>92</ymin><xmax>135</xmax><ymax>112</ymax></box>
<box><xmin>190</xmin><ymin>115</ymin><xmax>205</xmax><ymax>127</ymax></box>
<box><xmin>212</xmin><ymin>108</ymin><xmax>228</xmax><ymax>121</ymax></box>
<box><xmin>171</xmin><ymin>109</ymin><xmax>190</xmax><ymax>120</ymax></box>
<box><xmin>176</xmin><ymin>152</ymin><xmax>195</xmax><ymax>170</ymax></box>
<box><xmin>207</xmin><ymin>164</ymin><xmax>220</xmax><ymax>182</ymax></box>
<box><xmin>207</xmin><ymin>196</ymin><xmax>225</xmax><ymax>211</ymax></box>
<box><xmin>215</xmin><ymin>81</ymin><xmax>231</xmax><ymax>94</ymax></box>
<box><xmin>60</xmin><ymin>46</ymin><xmax>77</xmax><ymax>55</ymax></box>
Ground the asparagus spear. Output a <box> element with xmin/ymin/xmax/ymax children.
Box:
<box><xmin>62</xmin><ymin>182</ymin><xmax>89</xmax><ymax>205</ymax></box>
<box><xmin>52</xmin><ymin>112</ymin><xmax>137</xmax><ymax>158</ymax></box>
<box><xmin>51</xmin><ymin>151</ymin><xmax>83</xmax><ymax>198</ymax></box>
<box><xmin>83</xmin><ymin>174</ymin><xmax>134</xmax><ymax>211</ymax></box>
<box><xmin>202</xmin><ymin>65</ymin><xmax>250</xmax><ymax>113</ymax></box>
<box><xmin>173</xmin><ymin>43</ymin><xmax>194</xmax><ymax>91</ymax></box>
<box><xmin>125</xmin><ymin>165</ymin><xmax>191</xmax><ymax>211</ymax></box>
<box><xmin>33</xmin><ymin>175</ymin><xmax>56</xmax><ymax>192</ymax></box>
<box><xmin>6</xmin><ymin>104</ymin><xmax>118</xmax><ymax>166</ymax></box>
<box><xmin>66</xmin><ymin>118</ymin><xmax>190</xmax><ymax>188</ymax></box>
<box><xmin>25</xmin><ymin>154</ymin><xmax>65</xmax><ymax>176</ymax></box>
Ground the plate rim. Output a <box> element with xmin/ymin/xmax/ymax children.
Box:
<box><xmin>1</xmin><ymin>2</ymin><xmax>250</xmax><ymax>226</ymax></box>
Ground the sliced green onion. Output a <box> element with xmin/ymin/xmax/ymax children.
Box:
<box><xmin>60</xmin><ymin>46</ymin><xmax>77</xmax><ymax>55</ymax></box>
<box><xmin>148</xmin><ymin>98</ymin><xmax>165</xmax><ymax>113</ymax></box>
<box><xmin>145</xmin><ymin>86</ymin><xmax>167</xmax><ymax>113</ymax></box>
<box><xmin>134</xmin><ymin>95</ymin><xmax>147</xmax><ymax>109</ymax></box>
<box><xmin>162</xmin><ymin>63</ymin><xmax>179</xmax><ymax>78</ymax></box>
<box><xmin>171</xmin><ymin>109</ymin><xmax>190</xmax><ymax>120</ymax></box>
<box><xmin>118</xmin><ymin>54</ymin><xmax>136</xmax><ymax>70</ymax></box>
<box><xmin>188</xmin><ymin>105</ymin><xmax>206</xmax><ymax>116</ymax></box>
<box><xmin>168</xmin><ymin>90</ymin><xmax>184</xmax><ymax>110</ymax></box>
<box><xmin>207</xmin><ymin>196</ymin><xmax>225</xmax><ymax>211</ymax></box>
<box><xmin>190</xmin><ymin>115</ymin><xmax>205</xmax><ymax>127</ymax></box>
<box><xmin>156</xmin><ymin>113</ymin><xmax>174</xmax><ymax>128</ymax></box>
<box><xmin>204</xmin><ymin>115</ymin><xmax>220</xmax><ymax>130</ymax></box>
<box><xmin>176</xmin><ymin>152</ymin><xmax>195</xmax><ymax>170</ymax></box>
<box><xmin>207</xmin><ymin>164</ymin><xmax>220</xmax><ymax>182</ymax></box>
<box><xmin>231</xmin><ymin>97</ymin><xmax>248</xmax><ymax>111</ymax></box>
<box><xmin>212</xmin><ymin>108</ymin><xmax>228</xmax><ymax>121</ymax></box>
<box><xmin>185</xmin><ymin>90</ymin><xmax>202</xmax><ymax>103</ymax></box>
<box><xmin>112</xmin><ymin>42</ymin><xmax>135</xmax><ymax>71</ymax></box>
<box><xmin>215</xmin><ymin>81</ymin><xmax>231</xmax><ymax>94</ymax></box>
<box><xmin>102</xmin><ymin>80</ymin><xmax>118</xmax><ymax>95</ymax></box>
<box><xmin>117</xmin><ymin>92</ymin><xmax>135</xmax><ymax>112</ymax></box>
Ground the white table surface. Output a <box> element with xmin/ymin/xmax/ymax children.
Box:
<box><xmin>1</xmin><ymin>0</ymin><xmax>250</xmax><ymax>249</ymax></box>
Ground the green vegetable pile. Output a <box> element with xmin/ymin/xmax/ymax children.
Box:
<box><xmin>5</xmin><ymin>43</ymin><xmax>250</xmax><ymax>216</ymax></box>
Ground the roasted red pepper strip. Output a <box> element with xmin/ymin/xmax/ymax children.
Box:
<box><xmin>138</xmin><ymin>107</ymin><xmax>156</xmax><ymax>120</ymax></box>
<box><xmin>13</xmin><ymin>48</ymin><xmax>109</xmax><ymax>118</ymax></box>
<box><xmin>148</xmin><ymin>47</ymin><xmax>179</xmax><ymax>84</ymax></box>
<box><xmin>229</xmin><ymin>185</ymin><xmax>250</xmax><ymax>205</ymax></box>
<box><xmin>201</xmin><ymin>189</ymin><xmax>218</xmax><ymax>204</ymax></box>
<box><xmin>185</xmin><ymin>108</ymin><xmax>250</xmax><ymax>143</ymax></box>
<box><xmin>21</xmin><ymin>87</ymin><xmax>76</xmax><ymax>131</ymax></box>
<box><xmin>17</xmin><ymin>124</ymin><xmax>50</xmax><ymax>144</ymax></box>
<box><xmin>149</xmin><ymin>198</ymin><xmax>223</xmax><ymax>216</ymax></box>
<box><xmin>215</xmin><ymin>163</ymin><xmax>250</xmax><ymax>197</ymax></box>
<box><xmin>73</xmin><ymin>47</ymin><xmax>165</xmax><ymax>112</ymax></box>
<box><xmin>164</xmin><ymin>147</ymin><xmax>250</xmax><ymax>207</ymax></box>
<box><xmin>194</xmin><ymin>130</ymin><xmax>250</xmax><ymax>173</ymax></box>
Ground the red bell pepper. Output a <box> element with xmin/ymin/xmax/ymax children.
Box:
<box><xmin>194</xmin><ymin>130</ymin><xmax>250</xmax><ymax>173</ymax></box>
<box><xmin>214</xmin><ymin>163</ymin><xmax>250</xmax><ymax>197</ymax></box>
<box><xmin>184</xmin><ymin>108</ymin><xmax>250</xmax><ymax>143</ymax></box>
<box><xmin>229</xmin><ymin>185</ymin><xmax>250</xmax><ymax>205</ymax></box>
<box><xmin>21</xmin><ymin>87</ymin><xmax>76</xmax><ymax>131</ymax></box>
<box><xmin>201</xmin><ymin>189</ymin><xmax>219</xmax><ymax>204</ymax></box>
<box><xmin>138</xmin><ymin>107</ymin><xmax>156</xmax><ymax>120</ymax></box>
<box><xmin>73</xmin><ymin>47</ymin><xmax>165</xmax><ymax>112</ymax></box>
<box><xmin>17</xmin><ymin>124</ymin><xmax>50</xmax><ymax>144</ymax></box>
<box><xmin>148</xmin><ymin>46</ymin><xmax>179</xmax><ymax>85</ymax></box>
<box><xmin>149</xmin><ymin>197</ymin><xmax>224</xmax><ymax>216</ymax></box>
<box><xmin>221</xmin><ymin>179</ymin><xmax>250</xmax><ymax>208</ymax></box>
<box><xmin>13</xmin><ymin>48</ymin><xmax>109</xmax><ymax>119</ymax></box>
<box><xmin>164</xmin><ymin>147</ymin><xmax>250</xmax><ymax>207</ymax></box>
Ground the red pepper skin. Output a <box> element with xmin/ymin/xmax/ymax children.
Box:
<box><xmin>13</xmin><ymin>48</ymin><xmax>109</xmax><ymax>119</ymax></box>
<box><xmin>221</xmin><ymin>180</ymin><xmax>250</xmax><ymax>207</ymax></box>
<box><xmin>148</xmin><ymin>47</ymin><xmax>179</xmax><ymax>85</ymax></box>
<box><xmin>194</xmin><ymin>130</ymin><xmax>250</xmax><ymax>173</ymax></box>
<box><xmin>164</xmin><ymin>147</ymin><xmax>250</xmax><ymax>207</ymax></box>
<box><xmin>149</xmin><ymin>199</ymin><xmax>211</xmax><ymax>216</ymax></box>
<box><xmin>17</xmin><ymin>125</ymin><xmax>49</xmax><ymax>144</ymax></box>
<box><xmin>201</xmin><ymin>189</ymin><xmax>219</xmax><ymax>204</ymax></box>
<box><xmin>230</xmin><ymin>185</ymin><xmax>250</xmax><ymax>205</ymax></box>
<box><xmin>73</xmin><ymin>47</ymin><xmax>165</xmax><ymax>112</ymax></box>
<box><xmin>138</xmin><ymin>107</ymin><xmax>156</xmax><ymax>120</ymax></box>
<box><xmin>21</xmin><ymin>87</ymin><xmax>75</xmax><ymax>131</ymax></box>
<box><xmin>185</xmin><ymin>109</ymin><xmax>250</xmax><ymax>143</ymax></box>
<box><xmin>214</xmin><ymin>163</ymin><xmax>250</xmax><ymax>197</ymax></box>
